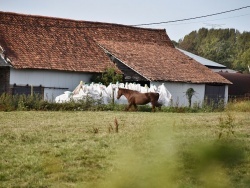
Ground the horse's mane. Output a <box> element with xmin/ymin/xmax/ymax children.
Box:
<box><xmin>119</xmin><ymin>88</ymin><xmax>140</xmax><ymax>94</ymax></box>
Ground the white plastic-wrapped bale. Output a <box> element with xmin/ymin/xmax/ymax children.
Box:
<box><xmin>55</xmin><ymin>82</ymin><xmax>172</xmax><ymax>106</ymax></box>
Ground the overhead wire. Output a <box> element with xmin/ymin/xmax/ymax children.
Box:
<box><xmin>0</xmin><ymin>5</ymin><xmax>249</xmax><ymax>29</ymax></box>
<box><xmin>161</xmin><ymin>13</ymin><xmax>250</xmax><ymax>26</ymax></box>
<box><xmin>131</xmin><ymin>5</ymin><xmax>250</xmax><ymax>27</ymax></box>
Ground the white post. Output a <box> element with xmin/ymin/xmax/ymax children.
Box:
<box><xmin>31</xmin><ymin>85</ymin><xmax>33</xmax><ymax>96</ymax></box>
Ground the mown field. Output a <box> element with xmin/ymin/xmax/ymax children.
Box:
<box><xmin>0</xmin><ymin>111</ymin><xmax>250</xmax><ymax>187</ymax></box>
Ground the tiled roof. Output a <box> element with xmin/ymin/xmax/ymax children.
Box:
<box><xmin>0</xmin><ymin>11</ymin><xmax>231</xmax><ymax>84</ymax></box>
<box><xmin>99</xmin><ymin>41</ymin><xmax>231</xmax><ymax>84</ymax></box>
<box><xmin>0</xmin><ymin>12</ymin><xmax>113</xmax><ymax>72</ymax></box>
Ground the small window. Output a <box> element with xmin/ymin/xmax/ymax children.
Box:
<box><xmin>12</xmin><ymin>85</ymin><xmax>44</xmax><ymax>97</ymax></box>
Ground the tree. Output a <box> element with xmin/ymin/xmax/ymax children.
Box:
<box><xmin>233</xmin><ymin>48</ymin><xmax>250</xmax><ymax>73</ymax></box>
<box><xmin>178</xmin><ymin>28</ymin><xmax>250</xmax><ymax>72</ymax></box>
<box><xmin>178</xmin><ymin>31</ymin><xmax>197</xmax><ymax>54</ymax></box>
<box><xmin>91</xmin><ymin>67</ymin><xmax>123</xmax><ymax>86</ymax></box>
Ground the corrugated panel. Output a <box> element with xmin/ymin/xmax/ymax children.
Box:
<box><xmin>177</xmin><ymin>48</ymin><xmax>226</xmax><ymax>68</ymax></box>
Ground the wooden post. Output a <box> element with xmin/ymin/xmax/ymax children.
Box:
<box><xmin>31</xmin><ymin>85</ymin><xmax>33</xmax><ymax>96</ymax></box>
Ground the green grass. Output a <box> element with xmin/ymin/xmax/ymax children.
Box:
<box><xmin>0</xmin><ymin>111</ymin><xmax>250</xmax><ymax>187</ymax></box>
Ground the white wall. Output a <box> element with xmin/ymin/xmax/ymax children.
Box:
<box><xmin>9</xmin><ymin>69</ymin><xmax>229</xmax><ymax>106</ymax></box>
<box><xmin>152</xmin><ymin>81</ymin><xmax>205</xmax><ymax>107</ymax></box>
<box><xmin>10</xmin><ymin>68</ymin><xmax>92</xmax><ymax>101</ymax></box>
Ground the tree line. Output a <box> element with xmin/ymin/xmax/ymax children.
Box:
<box><xmin>175</xmin><ymin>28</ymin><xmax>250</xmax><ymax>73</ymax></box>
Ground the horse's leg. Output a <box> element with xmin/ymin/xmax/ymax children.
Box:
<box><xmin>129</xmin><ymin>97</ymin><xmax>137</xmax><ymax>111</ymax></box>
<box><xmin>126</xmin><ymin>102</ymin><xmax>133</xmax><ymax>111</ymax></box>
<box><xmin>156</xmin><ymin>102</ymin><xmax>162</xmax><ymax>111</ymax></box>
<box><xmin>151</xmin><ymin>102</ymin><xmax>156</xmax><ymax>112</ymax></box>
<box><xmin>134</xmin><ymin>104</ymin><xmax>138</xmax><ymax>111</ymax></box>
<box><xmin>158</xmin><ymin>105</ymin><xmax>162</xmax><ymax>111</ymax></box>
<box><xmin>151</xmin><ymin>101</ymin><xmax>160</xmax><ymax>112</ymax></box>
<box><xmin>128</xmin><ymin>103</ymin><xmax>137</xmax><ymax>111</ymax></box>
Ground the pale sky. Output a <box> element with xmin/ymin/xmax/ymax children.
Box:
<box><xmin>1</xmin><ymin>0</ymin><xmax>250</xmax><ymax>41</ymax></box>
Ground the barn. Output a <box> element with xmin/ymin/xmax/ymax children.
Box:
<box><xmin>177</xmin><ymin>48</ymin><xmax>250</xmax><ymax>99</ymax></box>
<box><xmin>0</xmin><ymin>11</ymin><xmax>231</xmax><ymax>106</ymax></box>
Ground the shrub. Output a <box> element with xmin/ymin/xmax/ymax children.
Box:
<box><xmin>0</xmin><ymin>93</ymin><xmax>249</xmax><ymax>112</ymax></box>
<box><xmin>0</xmin><ymin>93</ymin><xmax>18</xmax><ymax>111</ymax></box>
<box><xmin>91</xmin><ymin>67</ymin><xmax>123</xmax><ymax>86</ymax></box>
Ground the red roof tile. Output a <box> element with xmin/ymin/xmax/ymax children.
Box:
<box><xmin>99</xmin><ymin>41</ymin><xmax>231</xmax><ymax>84</ymax></box>
<box><xmin>0</xmin><ymin>11</ymin><xmax>231</xmax><ymax>84</ymax></box>
<box><xmin>0</xmin><ymin>12</ymin><xmax>113</xmax><ymax>72</ymax></box>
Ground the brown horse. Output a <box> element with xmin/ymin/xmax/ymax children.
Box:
<box><xmin>117</xmin><ymin>88</ymin><xmax>162</xmax><ymax>112</ymax></box>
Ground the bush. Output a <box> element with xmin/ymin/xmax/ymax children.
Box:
<box><xmin>0</xmin><ymin>93</ymin><xmax>125</xmax><ymax>112</ymax></box>
<box><xmin>91</xmin><ymin>67</ymin><xmax>123</xmax><ymax>86</ymax></box>
<box><xmin>0</xmin><ymin>93</ymin><xmax>249</xmax><ymax>112</ymax></box>
<box><xmin>0</xmin><ymin>93</ymin><xmax>19</xmax><ymax>111</ymax></box>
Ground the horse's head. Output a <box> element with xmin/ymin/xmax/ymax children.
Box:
<box><xmin>117</xmin><ymin>88</ymin><xmax>123</xmax><ymax>99</ymax></box>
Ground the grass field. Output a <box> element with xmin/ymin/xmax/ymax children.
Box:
<box><xmin>0</xmin><ymin>111</ymin><xmax>250</xmax><ymax>187</ymax></box>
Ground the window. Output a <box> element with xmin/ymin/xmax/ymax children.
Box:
<box><xmin>12</xmin><ymin>84</ymin><xmax>44</xmax><ymax>97</ymax></box>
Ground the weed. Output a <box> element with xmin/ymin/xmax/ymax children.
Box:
<box><xmin>114</xmin><ymin>117</ymin><xmax>119</xmax><ymax>133</ymax></box>
<box><xmin>107</xmin><ymin>117</ymin><xmax>119</xmax><ymax>133</ymax></box>
<box><xmin>217</xmin><ymin>112</ymin><xmax>236</xmax><ymax>139</ymax></box>
<box><xmin>226</xmin><ymin>100</ymin><xmax>250</xmax><ymax>112</ymax></box>
<box><xmin>93</xmin><ymin>127</ymin><xmax>99</xmax><ymax>134</ymax></box>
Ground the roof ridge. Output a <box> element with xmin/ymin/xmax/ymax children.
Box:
<box><xmin>0</xmin><ymin>11</ymin><xmax>166</xmax><ymax>32</ymax></box>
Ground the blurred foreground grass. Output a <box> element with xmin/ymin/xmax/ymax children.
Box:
<box><xmin>0</xmin><ymin>111</ymin><xmax>250</xmax><ymax>187</ymax></box>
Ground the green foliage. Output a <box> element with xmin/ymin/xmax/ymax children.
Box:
<box><xmin>0</xmin><ymin>93</ymin><xmax>123</xmax><ymax>112</ymax></box>
<box><xmin>185</xmin><ymin>88</ymin><xmax>195</xmax><ymax>107</ymax></box>
<box><xmin>0</xmin><ymin>93</ymin><xmax>51</xmax><ymax>111</ymax></box>
<box><xmin>234</xmin><ymin>48</ymin><xmax>250</xmax><ymax>71</ymax></box>
<box><xmin>1</xmin><ymin>93</ymin><xmax>250</xmax><ymax>113</ymax></box>
<box><xmin>91</xmin><ymin>67</ymin><xmax>123</xmax><ymax>86</ymax></box>
<box><xmin>178</xmin><ymin>28</ymin><xmax>250</xmax><ymax>72</ymax></box>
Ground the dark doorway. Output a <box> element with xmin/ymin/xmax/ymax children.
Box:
<box><xmin>0</xmin><ymin>67</ymin><xmax>10</xmax><ymax>95</ymax></box>
<box><xmin>204</xmin><ymin>85</ymin><xmax>225</xmax><ymax>106</ymax></box>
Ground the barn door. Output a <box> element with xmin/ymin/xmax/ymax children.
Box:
<box><xmin>204</xmin><ymin>85</ymin><xmax>225</xmax><ymax>106</ymax></box>
<box><xmin>0</xmin><ymin>67</ymin><xmax>10</xmax><ymax>95</ymax></box>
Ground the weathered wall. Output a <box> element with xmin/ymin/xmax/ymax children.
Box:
<box><xmin>9</xmin><ymin>68</ymin><xmax>93</xmax><ymax>101</ymax></box>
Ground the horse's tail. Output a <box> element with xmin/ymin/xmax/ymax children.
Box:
<box><xmin>156</xmin><ymin>93</ymin><xmax>160</xmax><ymax>100</ymax></box>
<box><xmin>156</xmin><ymin>93</ymin><xmax>162</xmax><ymax>107</ymax></box>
